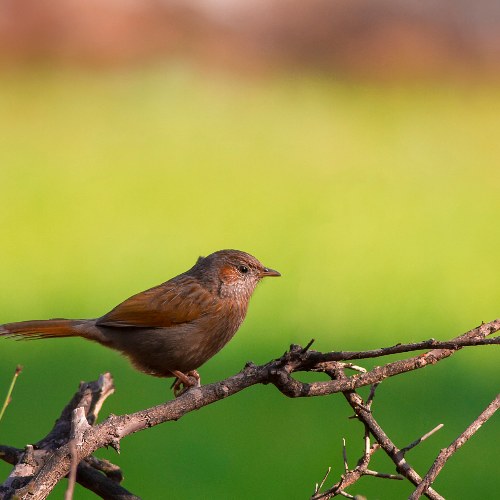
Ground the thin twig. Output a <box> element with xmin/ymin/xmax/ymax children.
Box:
<box><xmin>76</xmin><ymin>461</ymin><xmax>140</xmax><ymax>499</ymax></box>
<box><xmin>366</xmin><ymin>383</ymin><xmax>379</xmax><ymax>410</ymax></box>
<box><xmin>363</xmin><ymin>469</ymin><xmax>404</xmax><ymax>480</ymax></box>
<box><xmin>0</xmin><ymin>365</ymin><xmax>23</xmax><ymax>422</ymax></box>
<box><xmin>65</xmin><ymin>441</ymin><xmax>78</xmax><ymax>500</ymax></box>
<box><xmin>314</xmin><ymin>466</ymin><xmax>331</xmax><ymax>494</ymax></box>
<box><xmin>363</xmin><ymin>426</ymin><xmax>370</xmax><ymax>456</ymax></box>
<box><xmin>339</xmin><ymin>363</ymin><xmax>367</xmax><ymax>373</ymax></box>
<box><xmin>401</xmin><ymin>424</ymin><xmax>444</xmax><ymax>455</ymax></box>
<box><xmin>342</xmin><ymin>438</ymin><xmax>349</xmax><ymax>473</ymax></box>
<box><xmin>338</xmin><ymin>491</ymin><xmax>354</xmax><ymax>499</ymax></box>
<box><xmin>65</xmin><ymin>406</ymin><xmax>90</xmax><ymax>500</ymax></box>
<box><xmin>310</xmin><ymin>334</ymin><xmax>500</xmax><ymax>363</ymax></box>
<box><xmin>303</xmin><ymin>339</ymin><xmax>316</xmax><ymax>352</ymax></box>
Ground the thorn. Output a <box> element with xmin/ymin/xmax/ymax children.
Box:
<box><xmin>302</xmin><ymin>339</ymin><xmax>315</xmax><ymax>352</ymax></box>
<box><xmin>401</xmin><ymin>423</ymin><xmax>444</xmax><ymax>454</ymax></box>
<box><xmin>109</xmin><ymin>439</ymin><xmax>121</xmax><ymax>454</ymax></box>
<box><xmin>23</xmin><ymin>444</ymin><xmax>35</xmax><ymax>465</ymax></box>
<box><xmin>363</xmin><ymin>469</ymin><xmax>405</xmax><ymax>480</ymax></box>
<box><xmin>342</xmin><ymin>438</ymin><xmax>349</xmax><ymax>473</ymax></box>
<box><xmin>339</xmin><ymin>491</ymin><xmax>355</xmax><ymax>499</ymax></box>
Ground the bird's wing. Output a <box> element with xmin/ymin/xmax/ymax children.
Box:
<box><xmin>96</xmin><ymin>277</ymin><xmax>213</xmax><ymax>328</ymax></box>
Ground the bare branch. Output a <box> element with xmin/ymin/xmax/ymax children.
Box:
<box><xmin>409</xmin><ymin>393</ymin><xmax>500</xmax><ymax>499</ymax></box>
<box><xmin>75</xmin><ymin>461</ymin><xmax>140</xmax><ymax>500</ymax></box>
<box><xmin>84</xmin><ymin>456</ymin><xmax>124</xmax><ymax>483</ymax></box>
<box><xmin>311</xmin><ymin>326</ymin><xmax>500</xmax><ymax>363</ymax></box>
<box><xmin>0</xmin><ymin>319</ymin><xmax>498</xmax><ymax>499</ymax></box>
<box><xmin>0</xmin><ymin>446</ymin><xmax>22</xmax><ymax>466</ymax></box>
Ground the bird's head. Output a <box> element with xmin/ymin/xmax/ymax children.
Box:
<box><xmin>191</xmin><ymin>250</ymin><xmax>280</xmax><ymax>300</ymax></box>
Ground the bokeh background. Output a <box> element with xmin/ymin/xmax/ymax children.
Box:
<box><xmin>1</xmin><ymin>1</ymin><xmax>499</xmax><ymax>498</ymax></box>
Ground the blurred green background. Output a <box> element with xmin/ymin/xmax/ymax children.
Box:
<box><xmin>0</xmin><ymin>67</ymin><xmax>498</xmax><ymax>498</ymax></box>
<box><xmin>1</xmin><ymin>2</ymin><xmax>500</xmax><ymax>496</ymax></box>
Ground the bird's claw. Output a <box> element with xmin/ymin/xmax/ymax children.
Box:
<box><xmin>171</xmin><ymin>370</ymin><xmax>201</xmax><ymax>397</ymax></box>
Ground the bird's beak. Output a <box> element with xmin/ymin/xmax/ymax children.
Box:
<box><xmin>261</xmin><ymin>267</ymin><xmax>281</xmax><ymax>277</ymax></box>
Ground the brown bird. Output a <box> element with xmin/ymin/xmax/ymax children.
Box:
<box><xmin>0</xmin><ymin>250</ymin><xmax>280</xmax><ymax>394</ymax></box>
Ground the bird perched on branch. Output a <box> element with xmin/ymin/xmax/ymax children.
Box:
<box><xmin>0</xmin><ymin>249</ymin><xmax>280</xmax><ymax>395</ymax></box>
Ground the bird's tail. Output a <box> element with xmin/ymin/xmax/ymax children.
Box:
<box><xmin>0</xmin><ymin>319</ymin><xmax>86</xmax><ymax>340</ymax></box>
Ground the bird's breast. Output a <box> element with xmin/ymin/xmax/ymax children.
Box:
<box><xmin>193</xmin><ymin>298</ymin><xmax>248</xmax><ymax>362</ymax></box>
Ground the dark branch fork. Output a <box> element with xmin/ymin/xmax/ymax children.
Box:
<box><xmin>1</xmin><ymin>320</ymin><xmax>499</xmax><ymax>499</ymax></box>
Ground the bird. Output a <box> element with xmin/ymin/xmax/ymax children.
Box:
<box><xmin>0</xmin><ymin>249</ymin><xmax>280</xmax><ymax>395</ymax></box>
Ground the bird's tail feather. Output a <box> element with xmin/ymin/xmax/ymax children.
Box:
<box><xmin>0</xmin><ymin>319</ymin><xmax>85</xmax><ymax>340</ymax></box>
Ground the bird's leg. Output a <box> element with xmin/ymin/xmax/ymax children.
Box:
<box><xmin>170</xmin><ymin>370</ymin><xmax>201</xmax><ymax>397</ymax></box>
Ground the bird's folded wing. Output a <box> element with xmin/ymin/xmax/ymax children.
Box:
<box><xmin>96</xmin><ymin>278</ymin><xmax>211</xmax><ymax>328</ymax></box>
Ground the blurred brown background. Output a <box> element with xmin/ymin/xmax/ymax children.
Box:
<box><xmin>1</xmin><ymin>0</ymin><xmax>499</xmax><ymax>79</ymax></box>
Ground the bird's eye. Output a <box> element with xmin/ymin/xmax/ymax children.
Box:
<box><xmin>238</xmin><ymin>265</ymin><xmax>249</xmax><ymax>274</ymax></box>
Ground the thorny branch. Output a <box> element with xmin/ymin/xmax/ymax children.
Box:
<box><xmin>0</xmin><ymin>319</ymin><xmax>499</xmax><ymax>499</ymax></box>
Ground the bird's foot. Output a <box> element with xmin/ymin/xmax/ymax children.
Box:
<box><xmin>171</xmin><ymin>370</ymin><xmax>201</xmax><ymax>397</ymax></box>
<box><xmin>186</xmin><ymin>370</ymin><xmax>201</xmax><ymax>387</ymax></box>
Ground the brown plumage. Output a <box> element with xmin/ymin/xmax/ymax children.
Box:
<box><xmin>0</xmin><ymin>250</ymin><xmax>280</xmax><ymax>392</ymax></box>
